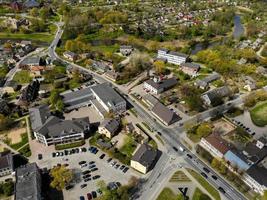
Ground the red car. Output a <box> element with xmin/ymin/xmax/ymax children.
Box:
<box><xmin>87</xmin><ymin>193</ymin><xmax>92</xmax><ymax>200</ymax></box>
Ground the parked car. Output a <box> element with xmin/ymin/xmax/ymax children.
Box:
<box><xmin>83</xmin><ymin>170</ymin><xmax>91</xmax><ymax>175</ymax></box>
<box><xmin>99</xmin><ymin>154</ymin><xmax>105</xmax><ymax>159</ymax></box>
<box><xmin>82</xmin><ymin>147</ymin><xmax>87</xmax><ymax>152</ymax></box>
<box><xmin>123</xmin><ymin>167</ymin><xmax>129</xmax><ymax>173</ymax></box>
<box><xmin>83</xmin><ymin>174</ymin><xmax>91</xmax><ymax>179</ymax></box>
<box><xmin>89</xmin><ymin>161</ymin><xmax>95</xmax><ymax>165</ymax></box>
<box><xmin>115</xmin><ymin>164</ymin><xmax>120</xmax><ymax>169</ymax></box>
<box><xmin>111</xmin><ymin>161</ymin><xmax>117</xmax><ymax>167</ymax></box>
<box><xmin>89</xmin><ymin>164</ymin><xmax>96</xmax><ymax>169</ymax></box>
<box><xmin>107</xmin><ymin>158</ymin><xmax>112</xmax><ymax>163</ymax></box>
<box><xmin>65</xmin><ymin>185</ymin><xmax>74</xmax><ymax>190</ymax></box>
<box><xmin>84</xmin><ymin>178</ymin><xmax>92</xmax><ymax>182</ymax></box>
<box><xmin>80</xmin><ymin>196</ymin><xmax>85</xmax><ymax>200</ymax></box>
<box><xmin>81</xmin><ymin>184</ymin><xmax>87</xmax><ymax>189</ymax></box>
<box><xmin>91</xmin><ymin>191</ymin><xmax>97</xmax><ymax>198</ymax></box>
<box><xmin>87</xmin><ymin>193</ymin><xmax>92</xmax><ymax>200</ymax></box>
<box><xmin>120</xmin><ymin>165</ymin><xmax>125</xmax><ymax>170</ymax></box>
<box><xmin>186</xmin><ymin>154</ymin><xmax>192</xmax><ymax>159</ymax></box>
<box><xmin>52</xmin><ymin>152</ymin><xmax>56</xmax><ymax>157</ymax></box>
<box><xmin>38</xmin><ymin>154</ymin><xmax>42</xmax><ymax>160</ymax></box>
<box><xmin>80</xmin><ymin>163</ymin><xmax>88</xmax><ymax>168</ymax></box>
<box><xmin>203</xmin><ymin>167</ymin><xmax>210</xmax><ymax>173</ymax></box>
<box><xmin>201</xmin><ymin>172</ymin><xmax>208</xmax><ymax>179</ymax></box>
<box><xmin>79</xmin><ymin>161</ymin><xmax>86</xmax><ymax>165</ymax></box>
<box><xmin>92</xmin><ymin>175</ymin><xmax>100</xmax><ymax>180</ymax></box>
<box><xmin>91</xmin><ymin>168</ymin><xmax>98</xmax><ymax>172</ymax></box>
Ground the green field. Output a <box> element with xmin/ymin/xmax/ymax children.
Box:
<box><xmin>169</xmin><ymin>170</ymin><xmax>191</xmax><ymax>182</ymax></box>
<box><xmin>156</xmin><ymin>188</ymin><xmax>177</xmax><ymax>200</ymax></box>
<box><xmin>192</xmin><ymin>188</ymin><xmax>212</xmax><ymax>200</ymax></box>
<box><xmin>0</xmin><ymin>32</ymin><xmax>54</xmax><ymax>43</ymax></box>
<box><xmin>187</xmin><ymin>169</ymin><xmax>221</xmax><ymax>200</ymax></box>
<box><xmin>250</xmin><ymin>101</ymin><xmax>267</xmax><ymax>127</ymax></box>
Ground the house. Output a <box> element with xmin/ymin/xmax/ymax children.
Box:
<box><xmin>180</xmin><ymin>62</ymin><xmax>200</xmax><ymax>77</ymax></box>
<box><xmin>90</xmin><ymin>83</ymin><xmax>126</xmax><ymax>117</ymax></box>
<box><xmin>2</xmin><ymin>17</ymin><xmax>29</xmax><ymax>30</ymax></box>
<box><xmin>63</xmin><ymin>51</ymin><xmax>78</xmax><ymax>62</ymax></box>
<box><xmin>224</xmin><ymin>149</ymin><xmax>252</xmax><ymax>171</ymax></box>
<box><xmin>194</xmin><ymin>72</ymin><xmax>221</xmax><ymax>89</ymax></box>
<box><xmin>105</xmin><ymin>70</ymin><xmax>119</xmax><ymax>82</ymax></box>
<box><xmin>142</xmin><ymin>94</ymin><xmax>159</xmax><ymax>109</ymax></box>
<box><xmin>3</xmin><ymin>80</ymin><xmax>19</xmax><ymax>93</ymax></box>
<box><xmin>0</xmin><ymin>151</ymin><xmax>14</xmax><ymax>177</ymax></box>
<box><xmin>120</xmin><ymin>45</ymin><xmax>133</xmax><ymax>56</ymax></box>
<box><xmin>157</xmin><ymin>48</ymin><xmax>188</xmax><ymax>65</ymax></box>
<box><xmin>143</xmin><ymin>77</ymin><xmax>178</xmax><ymax>95</ymax></box>
<box><xmin>0</xmin><ymin>99</ymin><xmax>10</xmax><ymax>115</ymax></box>
<box><xmin>92</xmin><ymin>61</ymin><xmax>109</xmax><ymax>73</ymax></box>
<box><xmin>201</xmin><ymin>86</ymin><xmax>231</xmax><ymax>106</ymax></box>
<box><xmin>14</xmin><ymin>163</ymin><xmax>42</xmax><ymax>200</ymax></box>
<box><xmin>131</xmin><ymin>144</ymin><xmax>159</xmax><ymax>174</ymax></box>
<box><xmin>23</xmin><ymin>0</ymin><xmax>40</xmax><ymax>9</ymax></box>
<box><xmin>243</xmin><ymin>165</ymin><xmax>267</xmax><ymax>195</ymax></box>
<box><xmin>20</xmin><ymin>56</ymin><xmax>41</xmax><ymax>68</ymax></box>
<box><xmin>151</xmin><ymin>102</ymin><xmax>180</xmax><ymax>126</ymax></box>
<box><xmin>243</xmin><ymin>76</ymin><xmax>257</xmax><ymax>91</ymax></box>
<box><xmin>200</xmin><ymin>133</ymin><xmax>231</xmax><ymax>159</ymax></box>
<box><xmin>98</xmin><ymin>118</ymin><xmax>120</xmax><ymax>138</ymax></box>
<box><xmin>30</xmin><ymin>104</ymin><xmax>90</xmax><ymax>146</ymax></box>
<box><xmin>17</xmin><ymin>80</ymin><xmax>40</xmax><ymax>106</ymax></box>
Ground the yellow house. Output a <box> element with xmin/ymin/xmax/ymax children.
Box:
<box><xmin>130</xmin><ymin>144</ymin><xmax>158</xmax><ymax>174</ymax></box>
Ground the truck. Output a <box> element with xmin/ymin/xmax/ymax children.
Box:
<box><xmin>178</xmin><ymin>146</ymin><xmax>185</xmax><ymax>152</ymax></box>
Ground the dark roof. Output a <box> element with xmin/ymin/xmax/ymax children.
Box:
<box><xmin>204</xmin><ymin>133</ymin><xmax>231</xmax><ymax>154</ymax></box>
<box><xmin>203</xmin><ymin>86</ymin><xmax>231</xmax><ymax>103</ymax></box>
<box><xmin>246</xmin><ymin>165</ymin><xmax>267</xmax><ymax>187</ymax></box>
<box><xmin>151</xmin><ymin>102</ymin><xmax>180</xmax><ymax>125</ymax></box>
<box><xmin>29</xmin><ymin>105</ymin><xmax>51</xmax><ymax>131</ymax></box>
<box><xmin>0</xmin><ymin>151</ymin><xmax>13</xmax><ymax>171</ymax></box>
<box><xmin>243</xmin><ymin>141</ymin><xmax>267</xmax><ymax>164</ymax></box>
<box><xmin>132</xmin><ymin>144</ymin><xmax>157</xmax><ymax>168</ymax></box>
<box><xmin>15</xmin><ymin>163</ymin><xmax>41</xmax><ymax>200</ymax></box>
<box><xmin>20</xmin><ymin>56</ymin><xmax>40</xmax><ymax>66</ymax></box>
<box><xmin>158</xmin><ymin>49</ymin><xmax>188</xmax><ymax>58</ymax></box>
<box><xmin>23</xmin><ymin>0</ymin><xmax>40</xmax><ymax>8</ymax></box>
<box><xmin>99</xmin><ymin>118</ymin><xmax>119</xmax><ymax>134</ymax></box>
<box><xmin>36</xmin><ymin>116</ymin><xmax>61</xmax><ymax>137</ymax></box>
<box><xmin>180</xmin><ymin>62</ymin><xmax>200</xmax><ymax>69</ymax></box>
<box><xmin>145</xmin><ymin>78</ymin><xmax>177</xmax><ymax>91</ymax></box>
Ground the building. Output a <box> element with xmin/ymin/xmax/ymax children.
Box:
<box><xmin>143</xmin><ymin>77</ymin><xmax>178</xmax><ymax>95</ymax></box>
<box><xmin>180</xmin><ymin>62</ymin><xmax>200</xmax><ymax>77</ymax></box>
<box><xmin>224</xmin><ymin>149</ymin><xmax>252</xmax><ymax>171</ymax></box>
<box><xmin>120</xmin><ymin>45</ymin><xmax>133</xmax><ymax>56</ymax></box>
<box><xmin>2</xmin><ymin>17</ymin><xmax>29</xmax><ymax>30</ymax></box>
<box><xmin>0</xmin><ymin>151</ymin><xmax>14</xmax><ymax>177</ymax></box>
<box><xmin>151</xmin><ymin>102</ymin><xmax>180</xmax><ymax>126</ymax></box>
<box><xmin>131</xmin><ymin>144</ymin><xmax>158</xmax><ymax>174</ymax></box>
<box><xmin>142</xmin><ymin>94</ymin><xmax>159</xmax><ymax>109</ymax></box>
<box><xmin>157</xmin><ymin>49</ymin><xmax>188</xmax><ymax>65</ymax></box>
<box><xmin>63</xmin><ymin>51</ymin><xmax>78</xmax><ymax>62</ymax></box>
<box><xmin>200</xmin><ymin>133</ymin><xmax>231</xmax><ymax>159</ymax></box>
<box><xmin>20</xmin><ymin>56</ymin><xmax>40</xmax><ymax>67</ymax></box>
<box><xmin>98</xmin><ymin>118</ymin><xmax>120</xmax><ymax>138</ymax></box>
<box><xmin>90</xmin><ymin>83</ymin><xmax>126</xmax><ymax>117</ymax></box>
<box><xmin>15</xmin><ymin>163</ymin><xmax>42</xmax><ymax>200</ymax></box>
<box><xmin>17</xmin><ymin>80</ymin><xmax>40</xmax><ymax>106</ymax></box>
<box><xmin>201</xmin><ymin>86</ymin><xmax>231</xmax><ymax>106</ymax></box>
<box><xmin>92</xmin><ymin>61</ymin><xmax>110</xmax><ymax>73</ymax></box>
<box><xmin>194</xmin><ymin>72</ymin><xmax>221</xmax><ymax>89</ymax></box>
<box><xmin>23</xmin><ymin>0</ymin><xmax>40</xmax><ymax>9</ymax></box>
<box><xmin>29</xmin><ymin>105</ymin><xmax>90</xmax><ymax>146</ymax></box>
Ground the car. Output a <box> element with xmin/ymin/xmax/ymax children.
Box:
<box><xmin>80</xmin><ymin>163</ymin><xmax>88</xmax><ymax>168</ymax></box>
<box><xmin>38</xmin><ymin>154</ymin><xmax>42</xmax><ymax>160</ymax></box>
<box><xmin>97</xmin><ymin>189</ymin><xmax>102</xmax><ymax>195</ymax></box>
<box><xmin>84</xmin><ymin>178</ymin><xmax>92</xmax><ymax>182</ymax></box>
<box><xmin>111</xmin><ymin>161</ymin><xmax>117</xmax><ymax>167</ymax></box>
<box><xmin>82</xmin><ymin>147</ymin><xmax>87</xmax><ymax>152</ymax></box>
<box><xmin>115</xmin><ymin>164</ymin><xmax>120</xmax><ymax>169</ymax></box>
<box><xmin>52</xmin><ymin>152</ymin><xmax>56</xmax><ymax>157</ymax></box>
<box><xmin>120</xmin><ymin>165</ymin><xmax>125</xmax><ymax>170</ymax></box>
<box><xmin>83</xmin><ymin>174</ymin><xmax>91</xmax><ymax>179</ymax></box>
<box><xmin>75</xmin><ymin>148</ymin><xmax>79</xmax><ymax>153</ymax></box>
<box><xmin>172</xmin><ymin>147</ymin><xmax>178</xmax><ymax>152</ymax></box>
<box><xmin>89</xmin><ymin>164</ymin><xmax>96</xmax><ymax>169</ymax></box>
<box><xmin>63</xmin><ymin>163</ymin><xmax>69</xmax><ymax>167</ymax></box>
<box><xmin>81</xmin><ymin>184</ymin><xmax>87</xmax><ymax>189</ymax></box>
<box><xmin>80</xmin><ymin>196</ymin><xmax>85</xmax><ymax>200</ymax></box>
<box><xmin>4</xmin><ymin>178</ymin><xmax>12</xmax><ymax>182</ymax></box>
<box><xmin>91</xmin><ymin>191</ymin><xmax>97</xmax><ymax>198</ymax></box>
<box><xmin>64</xmin><ymin>150</ymin><xmax>68</xmax><ymax>155</ymax></box>
<box><xmin>87</xmin><ymin>193</ymin><xmax>92</xmax><ymax>200</ymax></box>
<box><xmin>211</xmin><ymin>175</ymin><xmax>217</xmax><ymax>180</ymax></box>
<box><xmin>91</xmin><ymin>168</ymin><xmax>98</xmax><ymax>172</ymax></box>
<box><xmin>201</xmin><ymin>172</ymin><xmax>208</xmax><ymax>178</ymax></box>
<box><xmin>186</xmin><ymin>154</ymin><xmax>192</xmax><ymax>159</ymax></box>
<box><xmin>65</xmin><ymin>185</ymin><xmax>74</xmax><ymax>190</ymax></box>
<box><xmin>59</xmin><ymin>152</ymin><xmax>64</xmax><ymax>156</ymax></box>
<box><xmin>89</xmin><ymin>161</ymin><xmax>95</xmax><ymax>165</ymax></box>
<box><xmin>83</xmin><ymin>170</ymin><xmax>91</xmax><ymax>174</ymax></box>
<box><xmin>79</xmin><ymin>161</ymin><xmax>86</xmax><ymax>165</ymax></box>
<box><xmin>92</xmin><ymin>175</ymin><xmax>100</xmax><ymax>180</ymax></box>
<box><xmin>157</xmin><ymin>131</ymin><xmax>162</xmax><ymax>136</ymax></box>
<box><xmin>56</xmin><ymin>152</ymin><xmax>60</xmax><ymax>156</ymax></box>
<box><xmin>203</xmin><ymin>167</ymin><xmax>210</xmax><ymax>173</ymax></box>
<box><xmin>107</xmin><ymin>158</ymin><xmax>112</xmax><ymax>163</ymax></box>
<box><xmin>218</xmin><ymin>187</ymin><xmax>226</xmax><ymax>193</ymax></box>
<box><xmin>93</xmin><ymin>148</ymin><xmax>98</xmax><ymax>154</ymax></box>
<box><xmin>99</xmin><ymin>154</ymin><xmax>105</xmax><ymax>159</ymax></box>
<box><xmin>88</xmin><ymin>147</ymin><xmax>94</xmax><ymax>152</ymax></box>
<box><xmin>123</xmin><ymin>167</ymin><xmax>129</xmax><ymax>173</ymax></box>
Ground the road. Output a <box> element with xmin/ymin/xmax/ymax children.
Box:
<box><xmin>48</xmin><ymin>22</ymin><xmax>249</xmax><ymax>200</ymax></box>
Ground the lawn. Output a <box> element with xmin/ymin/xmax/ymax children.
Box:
<box><xmin>18</xmin><ymin>144</ymin><xmax>31</xmax><ymax>157</ymax></box>
<box><xmin>9</xmin><ymin>133</ymin><xmax>28</xmax><ymax>150</ymax></box>
<box><xmin>187</xmin><ymin>169</ymin><xmax>221</xmax><ymax>200</ymax></box>
<box><xmin>169</xmin><ymin>170</ymin><xmax>191</xmax><ymax>182</ymax></box>
<box><xmin>13</xmin><ymin>70</ymin><xmax>32</xmax><ymax>84</ymax></box>
<box><xmin>0</xmin><ymin>32</ymin><xmax>54</xmax><ymax>43</ymax></box>
<box><xmin>156</xmin><ymin>188</ymin><xmax>177</xmax><ymax>200</ymax></box>
<box><xmin>119</xmin><ymin>135</ymin><xmax>137</xmax><ymax>157</ymax></box>
<box><xmin>250</xmin><ymin>101</ymin><xmax>267</xmax><ymax>127</ymax></box>
<box><xmin>55</xmin><ymin>140</ymin><xmax>85</xmax><ymax>150</ymax></box>
<box><xmin>192</xmin><ymin>188</ymin><xmax>212</xmax><ymax>200</ymax></box>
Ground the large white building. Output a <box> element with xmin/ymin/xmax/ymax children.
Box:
<box><xmin>157</xmin><ymin>49</ymin><xmax>188</xmax><ymax>65</ymax></box>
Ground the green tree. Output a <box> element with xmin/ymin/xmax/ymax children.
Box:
<box><xmin>196</xmin><ymin>122</ymin><xmax>212</xmax><ymax>138</ymax></box>
<box><xmin>211</xmin><ymin>158</ymin><xmax>220</xmax><ymax>169</ymax></box>
<box><xmin>30</xmin><ymin>8</ymin><xmax>38</xmax><ymax>17</ymax></box>
<box><xmin>153</xmin><ymin>60</ymin><xmax>165</xmax><ymax>74</ymax></box>
<box><xmin>2</xmin><ymin>182</ymin><xmax>14</xmax><ymax>196</ymax></box>
<box><xmin>262</xmin><ymin>190</ymin><xmax>267</xmax><ymax>200</ymax></box>
<box><xmin>50</xmin><ymin>166</ymin><xmax>73</xmax><ymax>191</ymax></box>
<box><xmin>0</xmin><ymin>114</ymin><xmax>13</xmax><ymax>131</ymax></box>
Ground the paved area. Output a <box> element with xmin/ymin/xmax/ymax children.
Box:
<box><xmin>232</xmin><ymin>110</ymin><xmax>267</xmax><ymax>139</ymax></box>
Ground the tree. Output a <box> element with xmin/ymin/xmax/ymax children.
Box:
<box><xmin>262</xmin><ymin>190</ymin><xmax>267</xmax><ymax>200</ymax></box>
<box><xmin>30</xmin><ymin>8</ymin><xmax>38</xmax><ymax>17</ymax></box>
<box><xmin>0</xmin><ymin>114</ymin><xmax>12</xmax><ymax>131</ymax></box>
<box><xmin>211</xmin><ymin>158</ymin><xmax>220</xmax><ymax>169</ymax></box>
<box><xmin>196</xmin><ymin>122</ymin><xmax>212</xmax><ymax>138</ymax></box>
<box><xmin>153</xmin><ymin>60</ymin><xmax>165</xmax><ymax>74</ymax></box>
<box><xmin>50</xmin><ymin>166</ymin><xmax>73</xmax><ymax>191</ymax></box>
<box><xmin>2</xmin><ymin>182</ymin><xmax>14</xmax><ymax>196</ymax></box>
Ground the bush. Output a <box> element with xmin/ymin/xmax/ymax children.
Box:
<box><xmin>55</xmin><ymin>140</ymin><xmax>85</xmax><ymax>150</ymax></box>
<box><xmin>0</xmin><ymin>181</ymin><xmax>14</xmax><ymax>197</ymax></box>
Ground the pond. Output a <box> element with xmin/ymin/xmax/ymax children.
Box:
<box><xmin>233</xmin><ymin>15</ymin><xmax>244</xmax><ymax>39</ymax></box>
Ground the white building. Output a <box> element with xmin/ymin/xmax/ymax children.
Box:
<box><xmin>98</xmin><ymin>118</ymin><xmax>120</xmax><ymax>138</ymax></box>
<box><xmin>157</xmin><ymin>49</ymin><xmax>188</xmax><ymax>65</ymax></box>
<box><xmin>143</xmin><ymin>77</ymin><xmax>177</xmax><ymax>95</ymax></box>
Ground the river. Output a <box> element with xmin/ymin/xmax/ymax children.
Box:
<box><xmin>233</xmin><ymin>15</ymin><xmax>245</xmax><ymax>39</ymax></box>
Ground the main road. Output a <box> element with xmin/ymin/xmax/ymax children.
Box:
<box><xmin>48</xmin><ymin>22</ymin><xmax>249</xmax><ymax>200</ymax></box>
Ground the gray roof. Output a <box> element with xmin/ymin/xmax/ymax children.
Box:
<box><xmin>145</xmin><ymin>78</ymin><xmax>177</xmax><ymax>91</ymax></box>
<box><xmin>180</xmin><ymin>62</ymin><xmax>200</xmax><ymax>69</ymax></box>
<box><xmin>203</xmin><ymin>86</ymin><xmax>231</xmax><ymax>102</ymax></box>
<box><xmin>91</xmin><ymin>83</ymin><xmax>125</xmax><ymax>108</ymax></box>
<box><xmin>61</xmin><ymin>87</ymin><xmax>93</xmax><ymax>104</ymax></box>
<box><xmin>64</xmin><ymin>51</ymin><xmax>77</xmax><ymax>58</ymax></box>
<box><xmin>143</xmin><ymin>94</ymin><xmax>159</xmax><ymax>107</ymax></box>
<box><xmin>29</xmin><ymin>105</ymin><xmax>51</xmax><ymax>131</ymax></box>
<box><xmin>21</xmin><ymin>56</ymin><xmax>40</xmax><ymax>66</ymax></box>
<box><xmin>151</xmin><ymin>102</ymin><xmax>180</xmax><ymax>125</ymax></box>
<box><xmin>36</xmin><ymin>116</ymin><xmax>61</xmax><ymax>137</ymax></box>
<box><xmin>132</xmin><ymin>144</ymin><xmax>157</xmax><ymax>168</ymax></box>
<box><xmin>120</xmin><ymin>45</ymin><xmax>133</xmax><ymax>50</ymax></box>
<box><xmin>158</xmin><ymin>49</ymin><xmax>188</xmax><ymax>58</ymax></box>
<box><xmin>0</xmin><ymin>151</ymin><xmax>13</xmax><ymax>171</ymax></box>
<box><xmin>15</xmin><ymin>163</ymin><xmax>42</xmax><ymax>200</ymax></box>
<box><xmin>246</xmin><ymin>165</ymin><xmax>267</xmax><ymax>187</ymax></box>
<box><xmin>99</xmin><ymin>118</ymin><xmax>119</xmax><ymax>134</ymax></box>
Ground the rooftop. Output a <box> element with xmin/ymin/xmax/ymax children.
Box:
<box><xmin>203</xmin><ymin>133</ymin><xmax>231</xmax><ymax>154</ymax></box>
<box><xmin>132</xmin><ymin>144</ymin><xmax>158</xmax><ymax>168</ymax></box>
<box><xmin>0</xmin><ymin>151</ymin><xmax>13</xmax><ymax>171</ymax></box>
<box><xmin>99</xmin><ymin>118</ymin><xmax>119</xmax><ymax>134</ymax></box>
<box><xmin>180</xmin><ymin>62</ymin><xmax>200</xmax><ymax>69</ymax></box>
<box><xmin>246</xmin><ymin>165</ymin><xmax>267</xmax><ymax>187</ymax></box>
<box><xmin>145</xmin><ymin>78</ymin><xmax>177</xmax><ymax>90</ymax></box>
<box><xmin>29</xmin><ymin>105</ymin><xmax>51</xmax><ymax>131</ymax></box>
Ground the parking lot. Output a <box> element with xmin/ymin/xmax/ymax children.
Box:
<box><xmin>35</xmin><ymin>142</ymin><xmax>140</xmax><ymax>200</ymax></box>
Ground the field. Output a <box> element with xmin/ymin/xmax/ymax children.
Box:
<box><xmin>250</xmin><ymin>101</ymin><xmax>267</xmax><ymax>127</ymax></box>
<box><xmin>169</xmin><ymin>170</ymin><xmax>191</xmax><ymax>182</ymax></box>
<box><xmin>187</xmin><ymin>169</ymin><xmax>221</xmax><ymax>200</ymax></box>
<box><xmin>156</xmin><ymin>188</ymin><xmax>177</xmax><ymax>200</ymax></box>
<box><xmin>0</xmin><ymin>32</ymin><xmax>54</xmax><ymax>43</ymax></box>
<box><xmin>192</xmin><ymin>188</ymin><xmax>211</xmax><ymax>200</ymax></box>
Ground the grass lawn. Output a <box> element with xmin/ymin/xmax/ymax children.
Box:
<box><xmin>13</xmin><ymin>70</ymin><xmax>32</xmax><ymax>84</ymax></box>
<box><xmin>187</xmin><ymin>168</ymin><xmax>221</xmax><ymax>200</ymax></box>
<box><xmin>18</xmin><ymin>144</ymin><xmax>31</xmax><ymax>157</ymax></box>
<box><xmin>10</xmin><ymin>133</ymin><xmax>28</xmax><ymax>150</ymax></box>
<box><xmin>0</xmin><ymin>32</ymin><xmax>54</xmax><ymax>43</ymax></box>
<box><xmin>91</xmin><ymin>45</ymin><xmax>119</xmax><ymax>54</ymax></box>
<box><xmin>156</xmin><ymin>188</ymin><xmax>177</xmax><ymax>200</ymax></box>
<box><xmin>169</xmin><ymin>170</ymin><xmax>191</xmax><ymax>182</ymax></box>
<box><xmin>250</xmin><ymin>101</ymin><xmax>267</xmax><ymax>127</ymax></box>
<box><xmin>119</xmin><ymin>135</ymin><xmax>137</xmax><ymax>157</ymax></box>
<box><xmin>192</xmin><ymin>188</ymin><xmax>212</xmax><ymax>200</ymax></box>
